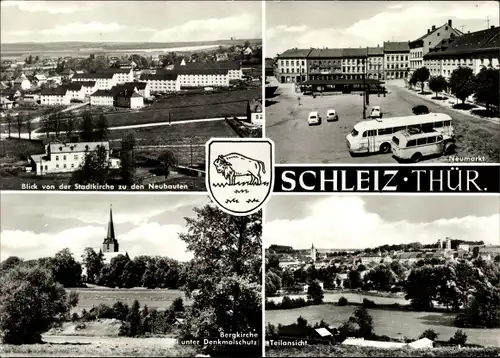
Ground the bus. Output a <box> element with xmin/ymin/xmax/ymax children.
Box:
<box><xmin>346</xmin><ymin>113</ymin><xmax>454</xmax><ymax>155</ymax></box>
<box><xmin>391</xmin><ymin>128</ymin><xmax>455</xmax><ymax>162</ymax></box>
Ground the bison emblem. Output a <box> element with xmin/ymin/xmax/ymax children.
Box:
<box><xmin>206</xmin><ymin>138</ymin><xmax>274</xmax><ymax>216</ymax></box>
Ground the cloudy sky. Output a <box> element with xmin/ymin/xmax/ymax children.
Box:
<box><xmin>0</xmin><ymin>193</ymin><xmax>213</xmax><ymax>262</ymax></box>
<box><xmin>264</xmin><ymin>195</ymin><xmax>500</xmax><ymax>250</ymax></box>
<box><xmin>1</xmin><ymin>0</ymin><xmax>261</xmax><ymax>43</ymax></box>
<box><xmin>266</xmin><ymin>1</ymin><xmax>499</xmax><ymax>57</ymax></box>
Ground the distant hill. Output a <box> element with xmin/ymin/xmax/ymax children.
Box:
<box><xmin>0</xmin><ymin>39</ymin><xmax>263</xmax><ymax>54</ymax></box>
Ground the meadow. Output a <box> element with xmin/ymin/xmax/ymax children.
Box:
<box><xmin>67</xmin><ymin>287</ymin><xmax>189</xmax><ymax>313</ymax></box>
<box><xmin>266</xmin><ymin>304</ymin><xmax>500</xmax><ymax>347</ymax></box>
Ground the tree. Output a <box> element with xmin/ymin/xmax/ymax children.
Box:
<box><xmin>53</xmin><ymin>112</ymin><xmax>62</xmax><ymax>138</ymax></box>
<box><xmin>461</xmin><ymin>285</ymin><xmax>500</xmax><ymax>328</ymax></box>
<box><xmin>265</xmin><ymin>271</ymin><xmax>281</xmax><ymax>297</ymax></box>
<box><xmin>178</xmin><ymin>205</ymin><xmax>261</xmax><ymax>356</ymax></box>
<box><xmin>348</xmin><ymin>269</ymin><xmax>363</xmax><ymax>289</ymax></box>
<box><xmin>15</xmin><ymin>112</ymin><xmax>24</xmax><ymax>138</ymax></box>
<box><xmin>5</xmin><ymin>114</ymin><xmax>13</xmax><ymax>138</ymax></box>
<box><xmin>365</xmin><ymin>265</ymin><xmax>396</xmax><ymax>291</ymax></box>
<box><xmin>80</xmin><ymin>110</ymin><xmax>94</xmax><ymax>141</ymax></box>
<box><xmin>158</xmin><ymin>150</ymin><xmax>177</xmax><ymax>178</ymax></box>
<box><xmin>449</xmin><ymin>66</ymin><xmax>476</xmax><ymax>104</ymax></box>
<box><xmin>281</xmin><ymin>268</ymin><xmax>294</xmax><ymax>288</ymax></box>
<box><xmin>126</xmin><ymin>299</ymin><xmax>141</xmax><ymax>337</ymax></box>
<box><xmin>405</xmin><ymin>265</ymin><xmax>439</xmax><ymax>310</ymax></box>
<box><xmin>475</xmin><ymin>67</ymin><xmax>499</xmax><ymax>112</ymax></box>
<box><xmin>70</xmin><ymin>145</ymin><xmax>109</xmax><ymax>185</ymax></box>
<box><xmin>307</xmin><ymin>279</ymin><xmax>324</xmax><ymax>304</ymax></box>
<box><xmin>172</xmin><ymin>297</ymin><xmax>184</xmax><ymax>312</ymax></box>
<box><xmin>266</xmin><ymin>253</ymin><xmax>280</xmax><ymax>273</ymax></box>
<box><xmin>0</xmin><ymin>264</ymin><xmax>78</xmax><ymax>344</ymax></box>
<box><xmin>1</xmin><ymin>256</ymin><xmax>22</xmax><ymax>270</ymax></box>
<box><xmin>412</xmin><ymin>67</ymin><xmax>430</xmax><ymax>93</ymax></box>
<box><xmin>51</xmin><ymin>248</ymin><xmax>82</xmax><ymax>287</ymax></box>
<box><xmin>246</xmin><ymin>100</ymin><xmax>251</xmax><ymax>123</ymax></box>
<box><xmin>24</xmin><ymin>113</ymin><xmax>34</xmax><ymax>140</ymax></box>
<box><xmin>450</xmin><ymin>329</ymin><xmax>467</xmax><ymax>345</ymax></box>
<box><xmin>96</xmin><ymin>113</ymin><xmax>109</xmax><ymax>141</ymax></box>
<box><xmin>65</xmin><ymin>112</ymin><xmax>76</xmax><ymax>137</ymax></box>
<box><xmin>120</xmin><ymin>133</ymin><xmax>136</xmax><ymax>186</ymax></box>
<box><xmin>81</xmin><ymin>248</ymin><xmax>104</xmax><ymax>284</ymax></box>
<box><xmin>428</xmin><ymin>76</ymin><xmax>447</xmax><ymax>99</ymax></box>
<box><xmin>419</xmin><ymin>329</ymin><xmax>439</xmax><ymax>341</ymax></box>
<box><xmin>353</xmin><ymin>306</ymin><xmax>373</xmax><ymax>338</ymax></box>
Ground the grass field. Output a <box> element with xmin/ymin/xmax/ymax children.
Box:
<box><xmin>266</xmin><ymin>305</ymin><xmax>500</xmax><ymax>347</ymax></box>
<box><xmin>68</xmin><ymin>288</ymin><xmax>189</xmax><ymax>313</ymax></box>
<box><xmin>266</xmin><ymin>345</ymin><xmax>500</xmax><ymax>357</ymax></box>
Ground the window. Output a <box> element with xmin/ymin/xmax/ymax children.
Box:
<box><xmin>434</xmin><ymin>121</ymin><xmax>444</xmax><ymax>128</ymax></box>
<box><xmin>444</xmin><ymin>120</ymin><xmax>451</xmax><ymax>127</ymax></box>
<box><xmin>378</xmin><ymin>128</ymin><xmax>392</xmax><ymax>135</ymax></box>
<box><xmin>437</xmin><ymin>32</ymin><xmax>440</xmax><ymax>36</ymax></box>
<box><xmin>416</xmin><ymin>138</ymin><xmax>427</xmax><ymax>146</ymax></box>
<box><xmin>392</xmin><ymin>136</ymin><xmax>400</xmax><ymax>146</ymax></box>
<box><xmin>71</xmin><ymin>164</ymin><xmax>74</xmax><ymax>168</ymax></box>
<box><xmin>63</xmin><ymin>155</ymin><xmax>66</xmax><ymax>160</ymax></box>
<box><xmin>407</xmin><ymin>140</ymin><xmax>416</xmax><ymax>147</ymax></box>
<box><xmin>44</xmin><ymin>165</ymin><xmax>48</xmax><ymax>170</ymax></box>
<box><xmin>428</xmin><ymin>136</ymin><xmax>437</xmax><ymax>143</ymax></box>
<box><xmin>367</xmin><ymin>129</ymin><xmax>377</xmax><ymax>137</ymax></box>
<box><xmin>437</xmin><ymin>135</ymin><xmax>443</xmax><ymax>141</ymax></box>
<box><xmin>63</xmin><ymin>164</ymin><xmax>67</xmax><ymax>169</ymax></box>
<box><xmin>56</xmin><ymin>164</ymin><xmax>59</xmax><ymax>169</ymax></box>
<box><xmin>55</xmin><ymin>156</ymin><xmax>59</xmax><ymax>160</ymax></box>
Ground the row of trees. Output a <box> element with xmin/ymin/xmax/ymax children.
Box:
<box><xmin>410</xmin><ymin>66</ymin><xmax>499</xmax><ymax>112</ymax></box>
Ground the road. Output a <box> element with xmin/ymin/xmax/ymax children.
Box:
<box><xmin>0</xmin><ymin>116</ymin><xmax>245</xmax><ymax>140</ymax></box>
<box><xmin>266</xmin><ymin>81</ymin><xmax>497</xmax><ymax>164</ymax></box>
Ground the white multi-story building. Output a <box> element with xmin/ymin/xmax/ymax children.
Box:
<box><xmin>114</xmin><ymin>88</ymin><xmax>144</xmax><ymax>109</ymax></box>
<box><xmin>342</xmin><ymin>48</ymin><xmax>367</xmax><ymax>80</ymax></box>
<box><xmin>177</xmin><ymin>69</ymin><xmax>230</xmax><ymax>88</ymax></box>
<box><xmin>384</xmin><ymin>41</ymin><xmax>410</xmax><ymax>79</ymax></box>
<box><xmin>276</xmin><ymin>48</ymin><xmax>311</xmax><ymax>83</ymax></box>
<box><xmin>13</xmin><ymin>73</ymin><xmax>31</xmax><ymax>90</ymax></box>
<box><xmin>119</xmin><ymin>82</ymin><xmax>150</xmax><ymax>98</ymax></box>
<box><xmin>79</xmin><ymin>81</ymin><xmax>97</xmax><ymax>97</ymax></box>
<box><xmin>409</xmin><ymin>20</ymin><xmax>462</xmax><ymax>78</ymax></box>
<box><xmin>40</xmin><ymin>87</ymin><xmax>71</xmax><ymax>106</ymax></box>
<box><xmin>424</xmin><ymin>26</ymin><xmax>499</xmax><ymax>80</ymax></box>
<box><xmin>367</xmin><ymin>46</ymin><xmax>384</xmax><ymax>80</ymax></box>
<box><xmin>72</xmin><ymin>72</ymin><xmax>116</xmax><ymax>90</ymax></box>
<box><xmin>139</xmin><ymin>72</ymin><xmax>180</xmax><ymax>93</ymax></box>
<box><xmin>28</xmin><ymin>141</ymin><xmax>120</xmax><ymax>175</ymax></box>
<box><xmin>90</xmin><ymin>90</ymin><xmax>114</xmax><ymax>106</ymax></box>
<box><xmin>65</xmin><ymin>83</ymin><xmax>85</xmax><ymax>102</ymax></box>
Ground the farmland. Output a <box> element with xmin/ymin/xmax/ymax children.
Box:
<box><xmin>266</xmin><ymin>304</ymin><xmax>500</xmax><ymax>347</ymax></box>
<box><xmin>67</xmin><ymin>287</ymin><xmax>189</xmax><ymax>313</ymax></box>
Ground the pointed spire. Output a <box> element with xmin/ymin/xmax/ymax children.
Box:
<box><xmin>107</xmin><ymin>204</ymin><xmax>115</xmax><ymax>241</ymax></box>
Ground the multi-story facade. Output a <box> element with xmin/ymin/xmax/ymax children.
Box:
<box><xmin>307</xmin><ymin>48</ymin><xmax>343</xmax><ymax>81</ymax></box>
<box><xmin>342</xmin><ymin>48</ymin><xmax>368</xmax><ymax>80</ymax></box>
<box><xmin>72</xmin><ymin>72</ymin><xmax>116</xmax><ymax>90</ymax></box>
<box><xmin>79</xmin><ymin>81</ymin><xmax>97</xmax><ymax>97</ymax></box>
<box><xmin>114</xmin><ymin>88</ymin><xmax>144</xmax><ymax>109</ymax></box>
<box><xmin>28</xmin><ymin>141</ymin><xmax>120</xmax><ymax>175</ymax></box>
<box><xmin>40</xmin><ymin>87</ymin><xmax>71</xmax><ymax>106</ymax></box>
<box><xmin>383</xmin><ymin>41</ymin><xmax>410</xmax><ymax>79</ymax></box>
<box><xmin>276</xmin><ymin>48</ymin><xmax>311</xmax><ymax>83</ymax></box>
<box><xmin>424</xmin><ymin>26</ymin><xmax>499</xmax><ymax>80</ymax></box>
<box><xmin>409</xmin><ymin>20</ymin><xmax>462</xmax><ymax>78</ymax></box>
<box><xmin>139</xmin><ymin>72</ymin><xmax>180</xmax><ymax>93</ymax></box>
<box><xmin>90</xmin><ymin>90</ymin><xmax>114</xmax><ymax>106</ymax></box>
<box><xmin>65</xmin><ymin>83</ymin><xmax>85</xmax><ymax>102</ymax></box>
<box><xmin>177</xmin><ymin>69</ymin><xmax>230</xmax><ymax>88</ymax></box>
<box><xmin>367</xmin><ymin>46</ymin><xmax>384</xmax><ymax>79</ymax></box>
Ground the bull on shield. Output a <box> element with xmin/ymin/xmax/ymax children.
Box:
<box><xmin>206</xmin><ymin>138</ymin><xmax>274</xmax><ymax>216</ymax></box>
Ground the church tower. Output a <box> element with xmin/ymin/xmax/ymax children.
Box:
<box><xmin>311</xmin><ymin>243</ymin><xmax>317</xmax><ymax>262</ymax></box>
<box><xmin>102</xmin><ymin>205</ymin><xmax>119</xmax><ymax>253</ymax></box>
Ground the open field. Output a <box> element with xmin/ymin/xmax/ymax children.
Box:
<box><xmin>266</xmin><ymin>345</ymin><xmax>500</xmax><ymax>357</ymax></box>
<box><xmin>67</xmin><ymin>288</ymin><xmax>189</xmax><ymax>313</ymax></box>
<box><xmin>266</xmin><ymin>305</ymin><xmax>500</xmax><ymax>347</ymax></box>
<box><xmin>1</xmin><ymin>338</ymin><xmax>196</xmax><ymax>357</ymax></box>
<box><xmin>267</xmin><ymin>291</ymin><xmax>409</xmax><ymax>305</ymax></box>
<box><xmin>266</xmin><ymin>80</ymin><xmax>500</xmax><ymax>164</ymax></box>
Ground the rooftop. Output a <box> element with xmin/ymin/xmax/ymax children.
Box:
<box><xmin>140</xmin><ymin>72</ymin><xmax>179</xmax><ymax>81</ymax></box>
<box><xmin>384</xmin><ymin>41</ymin><xmax>410</xmax><ymax>53</ymax></box>
<box><xmin>41</xmin><ymin>87</ymin><xmax>67</xmax><ymax>96</ymax></box>
<box><xmin>91</xmin><ymin>89</ymin><xmax>114</xmax><ymax>97</ymax></box>
<box><xmin>48</xmin><ymin>141</ymin><xmax>110</xmax><ymax>154</ymax></box>
<box><xmin>277</xmin><ymin>48</ymin><xmax>313</xmax><ymax>58</ymax></box>
<box><xmin>309</xmin><ymin>48</ymin><xmax>343</xmax><ymax>58</ymax></box>
<box><xmin>73</xmin><ymin>72</ymin><xmax>114</xmax><ymax>80</ymax></box>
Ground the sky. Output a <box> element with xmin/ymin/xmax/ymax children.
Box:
<box><xmin>0</xmin><ymin>193</ymin><xmax>213</xmax><ymax>262</ymax></box>
<box><xmin>264</xmin><ymin>195</ymin><xmax>500</xmax><ymax>250</ymax></box>
<box><xmin>0</xmin><ymin>0</ymin><xmax>262</xmax><ymax>43</ymax></box>
<box><xmin>266</xmin><ymin>1</ymin><xmax>500</xmax><ymax>57</ymax></box>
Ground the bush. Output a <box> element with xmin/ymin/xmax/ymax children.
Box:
<box><xmin>96</xmin><ymin>303</ymin><xmax>116</xmax><ymax>319</ymax></box>
<box><xmin>362</xmin><ymin>298</ymin><xmax>376</xmax><ymax>308</ymax></box>
<box><xmin>450</xmin><ymin>329</ymin><xmax>468</xmax><ymax>345</ymax></box>
<box><xmin>338</xmin><ymin>297</ymin><xmax>348</xmax><ymax>306</ymax></box>
<box><xmin>172</xmin><ymin>297</ymin><xmax>184</xmax><ymax>312</ymax></box>
<box><xmin>419</xmin><ymin>329</ymin><xmax>439</xmax><ymax>341</ymax></box>
<box><xmin>412</xmin><ymin>105</ymin><xmax>429</xmax><ymax>115</ymax></box>
<box><xmin>71</xmin><ymin>312</ymin><xmax>79</xmax><ymax>322</ymax></box>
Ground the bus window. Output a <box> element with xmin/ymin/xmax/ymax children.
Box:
<box><xmin>444</xmin><ymin>120</ymin><xmax>451</xmax><ymax>127</ymax></box>
<box><xmin>422</xmin><ymin>123</ymin><xmax>434</xmax><ymax>131</ymax></box>
<box><xmin>428</xmin><ymin>136</ymin><xmax>437</xmax><ymax>143</ymax></box>
<box><xmin>351</xmin><ymin>128</ymin><xmax>359</xmax><ymax>137</ymax></box>
<box><xmin>407</xmin><ymin>140</ymin><xmax>416</xmax><ymax>147</ymax></box>
<box><xmin>434</xmin><ymin>121</ymin><xmax>443</xmax><ymax>128</ymax></box>
<box><xmin>416</xmin><ymin>138</ymin><xmax>427</xmax><ymax>146</ymax></box>
<box><xmin>367</xmin><ymin>130</ymin><xmax>377</xmax><ymax>137</ymax></box>
<box><xmin>378</xmin><ymin>128</ymin><xmax>392</xmax><ymax>135</ymax></box>
<box><xmin>393</xmin><ymin>126</ymin><xmax>406</xmax><ymax>133</ymax></box>
<box><xmin>409</xmin><ymin>124</ymin><xmax>421</xmax><ymax>130</ymax></box>
<box><xmin>392</xmin><ymin>136</ymin><xmax>399</xmax><ymax>146</ymax></box>
<box><xmin>437</xmin><ymin>135</ymin><xmax>443</xmax><ymax>141</ymax></box>
<box><xmin>362</xmin><ymin>131</ymin><xmax>367</xmax><ymax>137</ymax></box>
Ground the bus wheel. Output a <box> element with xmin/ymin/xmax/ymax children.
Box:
<box><xmin>411</xmin><ymin>153</ymin><xmax>423</xmax><ymax>163</ymax></box>
<box><xmin>380</xmin><ymin>142</ymin><xmax>391</xmax><ymax>153</ymax></box>
<box><xmin>444</xmin><ymin>142</ymin><xmax>456</xmax><ymax>155</ymax></box>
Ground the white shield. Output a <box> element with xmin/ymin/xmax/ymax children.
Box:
<box><xmin>206</xmin><ymin>138</ymin><xmax>274</xmax><ymax>216</ymax></box>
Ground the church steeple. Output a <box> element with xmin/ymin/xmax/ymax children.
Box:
<box><xmin>102</xmin><ymin>205</ymin><xmax>119</xmax><ymax>253</ymax></box>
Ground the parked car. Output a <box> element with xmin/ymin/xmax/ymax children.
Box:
<box><xmin>369</xmin><ymin>106</ymin><xmax>382</xmax><ymax>119</ymax></box>
<box><xmin>326</xmin><ymin>109</ymin><xmax>338</xmax><ymax>122</ymax></box>
<box><xmin>412</xmin><ymin>105</ymin><xmax>430</xmax><ymax>115</ymax></box>
<box><xmin>308</xmin><ymin>111</ymin><xmax>321</xmax><ymax>125</ymax></box>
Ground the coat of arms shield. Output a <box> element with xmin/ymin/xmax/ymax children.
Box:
<box><xmin>206</xmin><ymin>138</ymin><xmax>274</xmax><ymax>216</ymax></box>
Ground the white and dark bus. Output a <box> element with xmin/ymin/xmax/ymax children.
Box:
<box><xmin>346</xmin><ymin>113</ymin><xmax>454</xmax><ymax>154</ymax></box>
<box><xmin>391</xmin><ymin>128</ymin><xmax>455</xmax><ymax>162</ymax></box>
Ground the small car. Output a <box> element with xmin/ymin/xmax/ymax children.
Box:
<box><xmin>369</xmin><ymin>106</ymin><xmax>382</xmax><ymax>119</ymax></box>
<box><xmin>308</xmin><ymin>111</ymin><xmax>321</xmax><ymax>125</ymax></box>
<box><xmin>326</xmin><ymin>109</ymin><xmax>338</xmax><ymax>122</ymax></box>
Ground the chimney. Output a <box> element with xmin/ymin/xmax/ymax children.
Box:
<box><xmin>432</xmin><ymin>25</ymin><xmax>436</xmax><ymax>31</ymax></box>
<box><xmin>427</xmin><ymin>29</ymin><xmax>430</xmax><ymax>34</ymax></box>
<box><xmin>492</xmin><ymin>25</ymin><xmax>495</xmax><ymax>29</ymax></box>
<box><xmin>448</xmin><ymin>19</ymin><xmax>452</xmax><ymax>27</ymax></box>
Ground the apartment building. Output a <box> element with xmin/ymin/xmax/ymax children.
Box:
<box><xmin>342</xmin><ymin>48</ymin><xmax>368</xmax><ymax>80</ymax></box>
<box><xmin>114</xmin><ymin>88</ymin><xmax>144</xmax><ymax>109</ymax></box>
<box><xmin>367</xmin><ymin>46</ymin><xmax>384</xmax><ymax>79</ymax></box>
<box><xmin>13</xmin><ymin>73</ymin><xmax>31</xmax><ymax>90</ymax></box>
<box><xmin>307</xmin><ymin>48</ymin><xmax>343</xmax><ymax>81</ymax></box>
<box><xmin>384</xmin><ymin>41</ymin><xmax>410</xmax><ymax>79</ymax></box>
<box><xmin>90</xmin><ymin>90</ymin><xmax>114</xmax><ymax>106</ymax></box>
<box><xmin>424</xmin><ymin>26</ymin><xmax>499</xmax><ymax>79</ymax></box>
<box><xmin>276</xmin><ymin>48</ymin><xmax>311</xmax><ymax>83</ymax></box>
<box><xmin>139</xmin><ymin>72</ymin><xmax>180</xmax><ymax>93</ymax></box>
<box><xmin>79</xmin><ymin>81</ymin><xmax>97</xmax><ymax>97</ymax></box>
<box><xmin>409</xmin><ymin>20</ymin><xmax>462</xmax><ymax>78</ymax></box>
<box><xmin>40</xmin><ymin>87</ymin><xmax>71</xmax><ymax>106</ymax></box>
<box><xmin>177</xmin><ymin>68</ymin><xmax>230</xmax><ymax>88</ymax></box>
<box><xmin>72</xmin><ymin>72</ymin><xmax>116</xmax><ymax>90</ymax></box>
<box><xmin>65</xmin><ymin>83</ymin><xmax>85</xmax><ymax>102</ymax></box>
<box><xmin>177</xmin><ymin>59</ymin><xmax>243</xmax><ymax>82</ymax></box>
<box><xmin>28</xmin><ymin>141</ymin><xmax>120</xmax><ymax>175</ymax></box>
